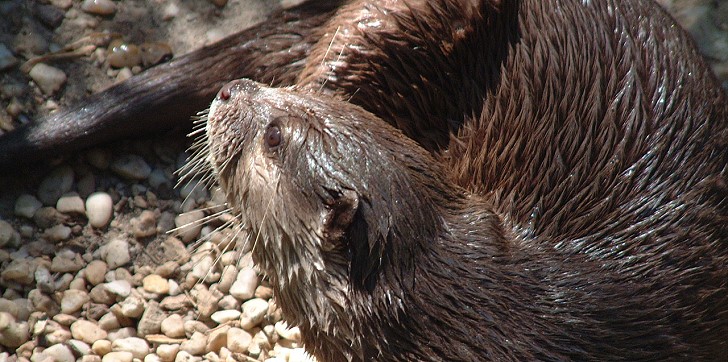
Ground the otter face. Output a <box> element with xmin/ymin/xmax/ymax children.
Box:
<box><xmin>203</xmin><ymin>79</ymin><xmax>446</xmax><ymax>356</ymax></box>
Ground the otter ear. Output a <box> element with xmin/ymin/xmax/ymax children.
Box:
<box><xmin>322</xmin><ymin>189</ymin><xmax>359</xmax><ymax>243</ymax></box>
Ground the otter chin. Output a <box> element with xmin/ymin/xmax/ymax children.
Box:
<box><xmin>200</xmin><ymin>78</ymin><xmax>727</xmax><ymax>362</ymax></box>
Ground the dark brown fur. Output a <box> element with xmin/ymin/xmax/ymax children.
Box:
<box><xmin>197</xmin><ymin>0</ymin><xmax>728</xmax><ymax>360</ymax></box>
<box><xmin>3</xmin><ymin>0</ymin><xmax>728</xmax><ymax>360</ymax></box>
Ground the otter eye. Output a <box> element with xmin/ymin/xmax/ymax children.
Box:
<box><xmin>264</xmin><ymin>125</ymin><xmax>282</xmax><ymax>150</ymax></box>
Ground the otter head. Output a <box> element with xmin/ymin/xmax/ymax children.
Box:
<box><xmin>204</xmin><ymin>78</ymin><xmax>452</xmax><ymax>357</ymax></box>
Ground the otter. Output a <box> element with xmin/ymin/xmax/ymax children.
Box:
<box><xmin>193</xmin><ymin>0</ymin><xmax>727</xmax><ymax>361</ymax></box>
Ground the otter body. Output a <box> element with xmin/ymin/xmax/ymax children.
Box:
<box><xmin>200</xmin><ymin>1</ymin><xmax>727</xmax><ymax>361</ymax></box>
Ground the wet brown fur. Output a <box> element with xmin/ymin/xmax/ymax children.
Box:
<box><xmin>2</xmin><ymin>0</ymin><xmax>728</xmax><ymax>360</ymax></box>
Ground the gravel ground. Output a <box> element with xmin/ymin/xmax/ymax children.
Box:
<box><xmin>0</xmin><ymin>1</ymin><xmax>726</xmax><ymax>362</ymax></box>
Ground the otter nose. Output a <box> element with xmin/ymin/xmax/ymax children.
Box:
<box><xmin>217</xmin><ymin>78</ymin><xmax>261</xmax><ymax>101</ymax></box>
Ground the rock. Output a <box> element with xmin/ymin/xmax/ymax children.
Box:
<box><xmin>28</xmin><ymin>289</ymin><xmax>60</xmax><ymax>315</ymax></box>
<box><xmin>206</xmin><ymin>325</ymin><xmax>229</xmax><ymax>354</ymax></box>
<box><xmin>89</xmin><ymin>284</ymin><xmax>116</xmax><ymax>305</ymax></box>
<box><xmin>81</xmin><ymin>0</ymin><xmax>116</xmax><ymax>15</ymax></box>
<box><xmin>41</xmin><ymin>343</ymin><xmax>75</xmax><ymax>362</ymax></box>
<box><xmin>118</xmin><ymin>296</ymin><xmax>145</xmax><ymax>318</ymax></box>
<box><xmin>38</xmin><ymin>166</ymin><xmax>74</xmax><ymax>206</ymax></box>
<box><xmin>143</xmin><ymin>274</ymin><xmax>170</xmax><ymax>295</ymax></box>
<box><xmin>137</xmin><ymin>301</ymin><xmax>165</xmax><ymax>337</ymax></box>
<box><xmin>29</xmin><ymin>63</ymin><xmax>67</xmax><ymax>95</ymax></box>
<box><xmin>98</xmin><ymin>312</ymin><xmax>121</xmax><ymax>331</ymax></box>
<box><xmin>100</xmin><ymin>239</ymin><xmax>131</xmax><ymax>269</ymax></box>
<box><xmin>86</xmin><ymin>192</ymin><xmax>114</xmax><ymax>228</ymax></box>
<box><xmin>0</xmin><ymin>313</ymin><xmax>29</xmax><ymax>348</ymax></box>
<box><xmin>159</xmin><ymin>294</ymin><xmax>192</xmax><ymax>311</ymax></box>
<box><xmin>111</xmin><ymin>337</ymin><xmax>150</xmax><ymax>359</ymax></box>
<box><xmin>132</xmin><ymin>210</ymin><xmax>158</xmax><ymax>238</ymax></box>
<box><xmin>44</xmin><ymin>224</ymin><xmax>72</xmax><ymax>241</ymax></box>
<box><xmin>105</xmin><ymin>280</ymin><xmax>132</xmax><ymax>298</ymax></box>
<box><xmin>92</xmin><ymin>339</ymin><xmax>112</xmax><ymax>356</ymax></box>
<box><xmin>51</xmin><ymin>251</ymin><xmax>85</xmax><ymax>273</ymax></box>
<box><xmin>274</xmin><ymin>321</ymin><xmax>301</xmax><ymax>342</ymax></box>
<box><xmin>179</xmin><ymin>331</ymin><xmax>206</xmax><ymax>356</ymax></box>
<box><xmin>254</xmin><ymin>285</ymin><xmax>274</xmax><ymax>300</ymax></box>
<box><xmin>226</xmin><ymin>328</ymin><xmax>252</xmax><ymax>354</ymax></box>
<box><xmin>43</xmin><ymin>320</ymin><xmax>73</xmax><ymax>344</ymax></box>
<box><xmin>110</xmin><ymin>155</ymin><xmax>151</xmax><ymax>180</ymax></box>
<box><xmin>160</xmin><ymin>314</ymin><xmax>185</xmax><ymax>338</ymax></box>
<box><xmin>33</xmin><ymin>206</ymin><xmax>66</xmax><ymax>228</ymax></box>
<box><xmin>61</xmin><ymin>289</ymin><xmax>90</xmax><ymax>314</ymax></box>
<box><xmin>155</xmin><ymin>261</ymin><xmax>179</xmax><ymax>278</ymax></box>
<box><xmin>0</xmin><ymin>220</ymin><xmax>20</xmax><ymax>248</ymax></box>
<box><xmin>155</xmin><ymin>344</ymin><xmax>180</xmax><ymax>361</ymax></box>
<box><xmin>37</xmin><ymin>165</ymin><xmax>74</xmax><ymax>206</ymax></box>
<box><xmin>87</xmin><ymin>149</ymin><xmax>112</xmax><ymax>170</ymax></box>
<box><xmin>85</xmin><ymin>260</ymin><xmax>108</xmax><ymax>286</ymax></box>
<box><xmin>193</xmin><ymin>287</ymin><xmax>219</xmax><ymax>320</ymax></box>
<box><xmin>106</xmin><ymin>327</ymin><xmax>137</xmax><ymax>342</ymax></box>
<box><xmin>71</xmin><ymin>319</ymin><xmax>108</xmax><ymax>344</ymax></box>
<box><xmin>229</xmin><ymin>267</ymin><xmax>258</xmax><ymax>301</ymax></box>
<box><xmin>56</xmin><ymin>193</ymin><xmax>86</xmax><ymax>215</ymax></box>
<box><xmin>101</xmin><ymin>351</ymin><xmax>133</xmax><ymax>362</ymax></box>
<box><xmin>14</xmin><ymin>194</ymin><xmax>43</xmax><ymax>218</ymax></box>
<box><xmin>173</xmin><ymin>210</ymin><xmax>205</xmax><ymax>243</ymax></box>
<box><xmin>67</xmin><ymin>339</ymin><xmax>92</xmax><ymax>356</ymax></box>
<box><xmin>240</xmin><ymin>298</ymin><xmax>269</xmax><ymax>330</ymax></box>
<box><xmin>0</xmin><ymin>43</ymin><xmax>18</xmax><ymax>71</ymax></box>
<box><xmin>210</xmin><ymin>310</ymin><xmax>241</xmax><ymax>324</ymax></box>
<box><xmin>217</xmin><ymin>295</ymin><xmax>240</xmax><ymax>311</ymax></box>
<box><xmin>1</xmin><ymin>259</ymin><xmax>36</xmax><ymax>285</ymax></box>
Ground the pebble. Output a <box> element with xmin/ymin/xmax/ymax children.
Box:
<box><xmin>100</xmin><ymin>239</ymin><xmax>131</xmax><ymax>269</ymax></box>
<box><xmin>81</xmin><ymin>0</ymin><xmax>116</xmax><ymax>15</ymax></box>
<box><xmin>140</xmin><ymin>42</ymin><xmax>173</xmax><ymax>67</ymax></box>
<box><xmin>274</xmin><ymin>321</ymin><xmax>301</xmax><ymax>342</ymax></box>
<box><xmin>160</xmin><ymin>314</ymin><xmax>185</xmax><ymax>338</ymax></box>
<box><xmin>132</xmin><ymin>210</ymin><xmax>157</xmax><ymax>238</ymax></box>
<box><xmin>173</xmin><ymin>210</ymin><xmax>205</xmax><ymax>243</ymax></box>
<box><xmin>44</xmin><ymin>224</ymin><xmax>72</xmax><ymax>241</ymax></box>
<box><xmin>179</xmin><ymin>331</ymin><xmax>207</xmax><ymax>356</ymax></box>
<box><xmin>101</xmin><ymin>351</ymin><xmax>133</xmax><ymax>362</ymax></box>
<box><xmin>240</xmin><ymin>298</ymin><xmax>269</xmax><ymax>330</ymax></box>
<box><xmin>107</xmin><ymin>41</ymin><xmax>141</xmax><ymax>69</ymax></box>
<box><xmin>51</xmin><ymin>251</ymin><xmax>84</xmax><ymax>272</ymax></box>
<box><xmin>0</xmin><ymin>220</ymin><xmax>19</xmax><ymax>248</ymax></box>
<box><xmin>143</xmin><ymin>274</ymin><xmax>169</xmax><ymax>294</ymax></box>
<box><xmin>0</xmin><ymin>43</ymin><xmax>18</xmax><ymax>71</ymax></box>
<box><xmin>14</xmin><ymin>194</ymin><xmax>43</xmax><ymax>218</ymax></box>
<box><xmin>0</xmin><ymin>313</ymin><xmax>29</xmax><ymax>348</ymax></box>
<box><xmin>40</xmin><ymin>343</ymin><xmax>75</xmax><ymax>362</ymax></box>
<box><xmin>33</xmin><ymin>206</ymin><xmax>66</xmax><ymax>228</ymax></box>
<box><xmin>226</xmin><ymin>327</ymin><xmax>252</xmax><ymax>354</ymax></box>
<box><xmin>98</xmin><ymin>312</ymin><xmax>121</xmax><ymax>331</ymax></box>
<box><xmin>87</xmin><ymin>149</ymin><xmax>112</xmax><ymax>169</ymax></box>
<box><xmin>68</xmin><ymin>339</ymin><xmax>92</xmax><ymax>356</ymax></box>
<box><xmin>111</xmin><ymin>337</ymin><xmax>150</xmax><ymax>359</ymax></box>
<box><xmin>29</xmin><ymin>63</ymin><xmax>67</xmax><ymax>95</ymax></box>
<box><xmin>36</xmin><ymin>267</ymin><xmax>55</xmax><ymax>294</ymax></box>
<box><xmin>1</xmin><ymin>259</ymin><xmax>36</xmax><ymax>285</ymax></box>
<box><xmin>156</xmin><ymin>344</ymin><xmax>179</xmax><ymax>361</ymax></box>
<box><xmin>37</xmin><ymin>166</ymin><xmax>74</xmax><ymax>206</ymax></box>
<box><xmin>229</xmin><ymin>267</ymin><xmax>258</xmax><ymax>301</ymax></box>
<box><xmin>56</xmin><ymin>193</ymin><xmax>86</xmax><ymax>215</ymax></box>
<box><xmin>92</xmin><ymin>339</ymin><xmax>112</xmax><ymax>356</ymax></box>
<box><xmin>85</xmin><ymin>260</ymin><xmax>108</xmax><ymax>286</ymax></box>
<box><xmin>110</xmin><ymin>155</ymin><xmax>151</xmax><ymax>180</ymax></box>
<box><xmin>105</xmin><ymin>280</ymin><xmax>132</xmax><ymax>298</ymax></box>
<box><xmin>71</xmin><ymin>320</ymin><xmax>107</xmax><ymax>344</ymax></box>
<box><xmin>86</xmin><ymin>192</ymin><xmax>114</xmax><ymax>228</ymax></box>
<box><xmin>210</xmin><ymin>309</ymin><xmax>241</xmax><ymax>324</ymax></box>
<box><xmin>28</xmin><ymin>289</ymin><xmax>60</xmax><ymax>315</ymax></box>
<box><xmin>61</xmin><ymin>289</ymin><xmax>90</xmax><ymax>314</ymax></box>
<box><xmin>118</xmin><ymin>296</ymin><xmax>145</xmax><ymax>318</ymax></box>
<box><xmin>137</xmin><ymin>301</ymin><xmax>165</xmax><ymax>337</ymax></box>
<box><xmin>43</xmin><ymin>320</ymin><xmax>73</xmax><ymax>344</ymax></box>
<box><xmin>217</xmin><ymin>295</ymin><xmax>240</xmax><ymax>311</ymax></box>
<box><xmin>189</xmin><ymin>254</ymin><xmax>215</xmax><ymax>284</ymax></box>
<box><xmin>106</xmin><ymin>327</ymin><xmax>136</xmax><ymax>342</ymax></box>
<box><xmin>89</xmin><ymin>284</ymin><xmax>116</xmax><ymax>305</ymax></box>
<box><xmin>206</xmin><ymin>325</ymin><xmax>229</xmax><ymax>354</ymax></box>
